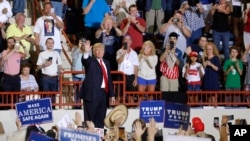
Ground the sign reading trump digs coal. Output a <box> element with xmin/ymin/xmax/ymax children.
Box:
<box><xmin>15</xmin><ymin>98</ymin><xmax>53</xmax><ymax>125</ymax></box>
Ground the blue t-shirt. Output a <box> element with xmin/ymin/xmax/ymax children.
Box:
<box><xmin>82</xmin><ymin>0</ymin><xmax>110</xmax><ymax>28</ymax></box>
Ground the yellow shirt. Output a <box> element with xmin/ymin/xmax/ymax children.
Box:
<box><xmin>6</xmin><ymin>24</ymin><xmax>33</xmax><ymax>54</ymax></box>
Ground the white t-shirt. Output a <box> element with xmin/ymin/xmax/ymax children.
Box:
<box><xmin>116</xmin><ymin>49</ymin><xmax>139</xmax><ymax>75</ymax></box>
<box><xmin>182</xmin><ymin>62</ymin><xmax>205</xmax><ymax>82</ymax></box>
<box><xmin>0</xmin><ymin>0</ymin><xmax>12</xmax><ymax>23</ymax></box>
<box><xmin>36</xmin><ymin>50</ymin><xmax>62</xmax><ymax>76</ymax></box>
<box><xmin>111</xmin><ymin>0</ymin><xmax>136</xmax><ymax>17</ymax></box>
<box><xmin>34</xmin><ymin>16</ymin><xmax>63</xmax><ymax>50</ymax></box>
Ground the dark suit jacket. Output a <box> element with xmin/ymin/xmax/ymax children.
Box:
<box><xmin>79</xmin><ymin>55</ymin><xmax>115</xmax><ymax>102</ymax></box>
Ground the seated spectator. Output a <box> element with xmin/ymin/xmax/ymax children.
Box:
<box><xmin>138</xmin><ymin>40</ymin><xmax>158</xmax><ymax>92</ymax></box>
<box><xmin>19</xmin><ymin>63</ymin><xmax>39</xmax><ymax>102</ymax></box>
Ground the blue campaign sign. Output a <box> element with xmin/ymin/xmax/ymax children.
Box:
<box><xmin>164</xmin><ymin>102</ymin><xmax>190</xmax><ymax>130</ymax></box>
<box><xmin>59</xmin><ymin>128</ymin><xmax>101</xmax><ymax>141</ymax></box>
<box><xmin>139</xmin><ymin>100</ymin><xmax>165</xmax><ymax>123</ymax></box>
<box><xmin>15</xmin><ymin>98</ymin><xmax>53</xmax><ymax>126</ymax></box>
<box><xmin>28</xmin><ymin>131</ymin><xmax>55</xmax><ymax>141</ymax></box>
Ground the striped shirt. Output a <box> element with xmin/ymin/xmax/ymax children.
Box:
<box><xmin>160</xmin><ymin>61</ymin><xmax>179</xmax><ymax>79</ymax></box>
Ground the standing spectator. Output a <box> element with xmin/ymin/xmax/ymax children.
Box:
<box><xmin>231</xmin><ymin>0</ymin><xmax>242</xmax><ymax>46</ymax></box>
<box><xmin>34</xmin><ymin>2</ymin><xmax>64</xmax><ymax>53</ymax></box>
<box><xmin>79</xmin><ymin>41</ymin><xmax>115</xmax><ymax>128</ymax></box>
<box><xmin>159</xmin><ymin>32</ymin><xmax>182</xmax><ymax>91</ymax></box>
<box><xmin>210</xmin><ymin>0</ymin><xmax>231</xmax><ymax>60</ymax></box>
<box><xmin>45</xmin><ymin>0</ymin><xmax>68</xmax><ymax>19</ymax></box>
<box><xmin>242</xmin><ymin>46</ymin><xmax>250</xmax><ymax>92</ymax></box>
<box><xmin>223</xmin><ymin>46</ymin><xmax>243</xmax><ymax>104</ymax></box>
<box><xmin>6</xmin><ymin>12</ymin><xmax>34</xmax><ymax>64</ymax></box>
<box><xmin>0</xmin><ymin>0</ymin><xmax>12</xmax><ymax>52</ymax></box>
<box><xmin>184</xmin><ymin>0</ymin><xmax>205</xmax><ymax>46</ymax></box>
<box><xmin>202</xmin><ymin>42</ymin><xmax>220</xmax><ymax>102</ymax></box>
<box><xmin>182</xmin><ymin>51</ymin><xmax>204</xmax><ymax>102</ymax></box>
<box><xmin>82</xmin><ymin>0</ymin><xmax>110</xmax><ymax>44</ymax></box>
<box><xmin>19</xmin><ymin>63</ymin><xmax>39</xmax><ymax>101</ymax></box>
<box><xmin>160</xmin><ymin>11</ymin><xmax>191</xmax><ymax>56</ymax></box>
<box><xmin>243</xmin><ymin>7</ymin><xmax>250</xmax><ymax>50</ymax></box>
<box><xmin>95</xmin><ymin>15</ymin><xmax>122</xmax><ymax>70</ymax></box>
<box><xmin>145</xmin><ymin>0</ymin><xmax>167</xmax><ymax>34</ymax></box>
<box><xmin>111</xmin><ymin>0</ymin><xmax>136</xmax><ymax>26</ymax></box>
<box><xmin>138</xmin><ymin>40</ymin><xmax>158</xmax><ymax>92</ymax></box>
<box><xmin>116</xmin><ymin>34</ymin><xmax>139</xmax><ymax>91</ymax></box>
<box><xmin>71</xmin><ymin>38</ymin><xmax>85</xmax><ymax>108</ymax></box>
<box><xmin>1</xmin><ymin>37</ymin><xmax>28</xmax><ymax>92</ymax></box>
<box><xmin>120</xmin><ymin>4</ymin><xmax>146</xmax><ymax>53</ymax></box>
<box><xmin>36</xmin><ymin>38</ymin><xmax>63</xmax><ymax>96</ymax></box>
<box><xmin>12</xmin><ymin>0</ymin><xmax>26</xmax><ymax>16</ymax></box>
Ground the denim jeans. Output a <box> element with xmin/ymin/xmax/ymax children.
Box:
<box><xmin>42</xmin><ymin>75</ymin><xmax>58</xmax><ymax>103</ymax></box>
<box><xmin>187</xmin><ymin>28</ymin><xmax>202</xmax><ymax>46</ymax></box>
<box><xmin>51</xmin><ymin>1</ymin><xmax>65</xmax><ymax>18</ymax></box>
<box><xmin>73</xmin><ymin>76</ymin><xmax>84</xmax><ymax>106</ymax></box>
<box><xmin>12</xmin><ymin>0</ymin><xmax>26</xmax><ymax>15</ymax></box>
<box><xmin>212</xmin><ymin>30</ymin><xmax>230</xmax><ymax>60</ymax></box>
<box><xmin>187</xmin><ymin>84</ymin><xmax>201</xmax><ymax>91</ymax></box>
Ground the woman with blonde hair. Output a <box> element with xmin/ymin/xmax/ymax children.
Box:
<box><xmin>137</xmin><ymin>40</ymin><xmax>158</xmax><ymax>92</ymax></box>
<box><xmin>202</xmin><ymin>42</ymin><xmax>221</xmax><ymax>103</ymax></box>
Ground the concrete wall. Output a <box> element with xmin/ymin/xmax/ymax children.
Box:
<box><xmin>0</xmin><ymin>108</ymin><xmax>249</xmax><ymax>141</ymax></box>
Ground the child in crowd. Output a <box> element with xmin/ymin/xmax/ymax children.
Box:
<box><xmin>183</xmin><ymin>51</ymin><xmax>204</xmax><ymax>103</ymax></box>
<box><xmin>223</xmin><ymin>46</ymin><xmax>243</xmax><ymax>104</ymax></box>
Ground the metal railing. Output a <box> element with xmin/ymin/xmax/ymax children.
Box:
<box><xmin>0</xmin><ymin>71</ymin><xmax>250</xmax><ymax>109</ymax></box>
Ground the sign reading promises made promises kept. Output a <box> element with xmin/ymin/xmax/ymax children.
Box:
<box><xmin>15</xmin><ymin>98</ymin><xmax>53</xmax><ymax>126</ymax></box>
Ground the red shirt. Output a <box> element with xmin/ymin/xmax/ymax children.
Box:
<box><xmin>120</xmin><ymin>17</ymin><xmax>146</xmax><ymax>51</ymax></box>
<box><xmin>244</xmin><ymin>11</ymin><xmax>250</xmax><ymax>33</ymax></box>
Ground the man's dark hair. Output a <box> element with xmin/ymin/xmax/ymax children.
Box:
<box><xmin>44</xmin><ymin>2</ymin><xmax>53</xmax><ymax>8</ymax></box>
<box><xmin>128</xmin><ymin>4</ymin><xmax>137</xmax><ymax>11</ymax></box>
<box><xmin>169</xmin><ymin>32</ymin><xmax>178</xmax><ymax>39</ymax></box>
<box><xmin>45</xmin><ymin>37</ymin><xmax>54</xmax><ymax>44</ymax></box>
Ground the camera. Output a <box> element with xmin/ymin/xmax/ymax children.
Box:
<box><xmin>172</xmin><ymin>18</ymin><xmax>179</xmax><ymax>23</ymax></box>
<box><xmin>169</xmin><ymin>41</ymin><xmax>175</xmax><ymax>50</ymax></box>
<box><xmin>47</xmin><ymin>57</ymin><xmax>53</xmax><ymax>61</ymax></box>
<box><xmin>81</xmin><ymin>38</ymin><xmax>86</xmax><ymax>43</ymax></box>
<box><xmin>123</xmin><ymin>42</ymin><xmax>128</xmax><ymax>50</ymax></box>
<box><xmin>82</xmin><ymin>121</ymin><xmax>88</xmax><ymax>128</ymax></box>
<box><xmin>15</xmin><ymin>41</ymin><xmax>20</xmax><ymax>47</ymax></box>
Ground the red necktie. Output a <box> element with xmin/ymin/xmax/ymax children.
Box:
<box><xmin>100</xmin><ymin>59</ymin><xmax>109</xmax><ymax>93</ymax></box>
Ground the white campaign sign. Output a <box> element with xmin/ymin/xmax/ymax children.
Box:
<box><xmin>165</xmin><ymin>135</ymin><xmax>211</xmax><ymax>141</ymax></box>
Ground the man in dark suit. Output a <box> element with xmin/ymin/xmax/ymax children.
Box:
<box><xmin>79</xmin><ymin>41</ymin><xmax>116</xmax><ymax>128</ymax></box>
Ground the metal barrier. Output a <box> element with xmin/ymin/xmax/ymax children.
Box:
<box><xmin>0</xmin><ymin>71</ymin><xmax>250</xmax><ymax>109</ymax></box>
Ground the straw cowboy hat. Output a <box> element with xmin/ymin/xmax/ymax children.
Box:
<box><xmin>104</xmin><ymin>104</ymin><xmax>128</xmax><ymax>128</ymax></box>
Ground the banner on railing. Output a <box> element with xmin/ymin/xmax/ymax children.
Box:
<box><xmin>28</xmin><ymin>131</ymin><xmax>55</xmax><ymax>141</ymax></box>
<box><xmin>59</xmin><ymin>128</ymin><xmax>101</xmax><ymax>141</ymax></box>
<box><xmin>164</xmin><ymin>102</ymin><xmax>190</xmax><ymax>130</ymax></box>
<box><xmin>165</xmin><ymin>135</ymin><xmax>210</xmax><ymax>141</ymax></box>
<box><xmin>15</xmin><ymin>98</ymin><xmax>53</xmax><ymax>126</ymax></box>
<box><xmin>139</xmin><ymin>100</ymin><xmax>165</xmax><ymax>123</ymax></box>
